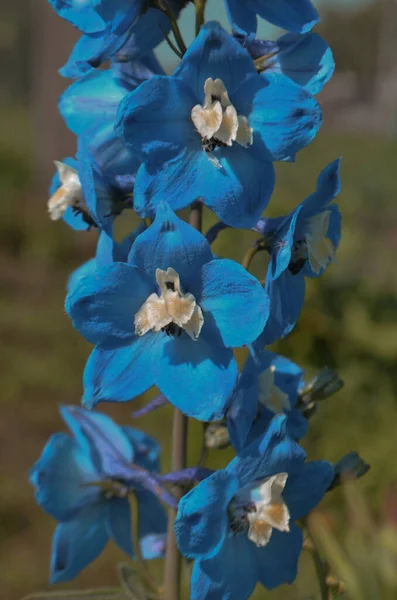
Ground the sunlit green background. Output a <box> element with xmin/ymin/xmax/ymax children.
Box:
<box><xmin>1</xmin><ymin>1</ymin><xmax>397</xmax><ymax>599</ymax></box>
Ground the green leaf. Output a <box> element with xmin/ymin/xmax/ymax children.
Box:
<box><xmin>117</xmin><ymin>564</ymin><xmax>147</xmax><ymax>600</ymax></box>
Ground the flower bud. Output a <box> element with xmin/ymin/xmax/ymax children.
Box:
<box><xmin>329</xmin><ymin>452</ymin><xmax>370</xmax><ymax>490</ymax></box>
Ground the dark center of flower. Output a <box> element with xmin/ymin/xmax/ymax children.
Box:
<box><xmin>288</xmin><ymin>239</ymin><xmax>308</xmax><ymax>275</ymax></box>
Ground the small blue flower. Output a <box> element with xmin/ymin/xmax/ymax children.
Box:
<box><xmin>254</xmin><ymin>158</ymin><xmax>342</xmax><ymax>347</ymax></box>
<box><xmin>227</xmin><ymin>351</ymin><xmax>308</xmax><ymax>452</ymax></box>
<box><xmin>116</xmin><ymin>22</ymin><xmax>322</xmax><ymax>228</ymax></box>
<box><xmin>175</xmin><ymin>415</ymin><xmax>334</xmax><ymax>599</ymax></box>
<box><xmin>237</xmin><ymin>31</ymin><xmax>334</xmax><ymax>96</ymax></box>
<box><xmin>30</xmin><ymin>405</ymin><xmax>167</xmax><ymax>583</ymax></box>
<box><xmin>47</xmin><ymin>141</ymin><xmax>133</xmax><ymax>233</ymax></box>
<box><xmin>66</xmin><ymin>202</ymin><xmax>269</xmax><ymax>421</ymax></box>
<box><xmin>58</xmin><ymin>2</ymin><xmax>187</xmax><ymax>79</ymax></box>
<box><xmin>225</xmin><ymin>0</ymin><xmax>319</xmax><ymax>40</ymax></box>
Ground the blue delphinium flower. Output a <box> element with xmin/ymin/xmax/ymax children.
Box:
<box><xmin>116</xmin><ymin>22</ymin><xmax>322</xmax><ymax>228</ymax></box>
<box><xmin>225</xmin><ymin>0</ymin><xmax>319</xmax><ymax>40</ymax></box>
<box><xmin>227</xmin><ymin>351</ymin><xmax>308</xmax><ymax>452</ymax></box>
<box><xmin>59</xmin><ymin>51</ymin><xmax>163</xmax><ymax>192</ymax></box>
<box><xmin>254</xmin><ymin>158</ymin><xmax>342</xmax><ymax>348</ymax></box>
<box><xmin>47</xmin><ymin>140</ymin><xmax>132</xmax><ymax>234</ymax></box>
<box><xmin>57</xmin><ymin>1</ymin><xmax>187</xmax><ymax>79</ymax></box>
<box><xmin>30</xmin><ymin>405</ymin><xmax>167</xmax><ymax>583</ymax></box>
<box><xmin>66</xmin><ymin>202</ymin><xmax>269</xmax><ymax>421</ymax></box>
<box><xmin>175</xmin><ymin>415</ymin><xmax>334</xmax><ymax>599</ymax></box>
<box><xmin>236</xmin><ymin>32</ymin><xmax>334</xmax><ymax>96</ymax></box>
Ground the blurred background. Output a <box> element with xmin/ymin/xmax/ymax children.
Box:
<box><xmin>1</xmin><ymin>0</ymin><xmax>397</xmax><ymax>599</ymax></box>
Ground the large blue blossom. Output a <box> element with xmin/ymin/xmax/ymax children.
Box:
<box><xmin>56</xmin><ymin>1</ymin><xmax>187</xmax><ymax>78</ymax></box>
<box><xmin>237</xmin><ymin>32</ymin><xmax>334</xmax><ymax>96</ymax></box>
<box><xmin>30</xmin><ymin>405</ymin><xmax>167</xmax><ymax>583</ymax></box>
<box><xmin>66</xmin><ymin>203</ymin><xmax>269</xmax><ymax>421</ymax></box>
<box><xmin>227</xmin><ymin>351</ymin><xmax>308</xmax><ymax>452</ymax></box>
<box><xmin>116</xmin><ymin>22</ymin><xmax>322</xmax><ymax>228</ymax></box>
<box><xmin>254</xmin><ymin>158</ymin><xmax>342</xmax><ymax>348</ymax></box>
<box><xmin>225</xmin><ymin>0</ymin><xmax>319</xmax><ymax>40</ymax></box>
<box><xmin>175</xmin><ymin>415</ymin><xmax>334</xmax><ymax>600</ymax></box>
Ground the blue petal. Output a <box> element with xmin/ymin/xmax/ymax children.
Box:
<box><xmin>59</xmin><ymin>70</ymin><xmax>127</xmax><ymax>136</ymax></box>
<box><xmin>225</xmin><ymin>0</ymin><xmax>258</xmax><ymax>39</ymax></box>
<box><xmin>197</xmin><ymin>258</ymin><xmax>269</xmax><ymax>348</ymax></box>
<box><xmin>258</xmin><ymin>269</ymin><xmax>306</xmax><ymax>346</ymax></box>
<box><xmin>140</xmin><ymin>534</ymin><xmax>166</xmax><ymax>560</ymax></box>
<box><xmin>68</xmin><ymin>258</ymin><xmax>97</xmax><ymax>293</ymax></box>
<box><xmin>66</xmin><ymin>263</ymin><xmax>153</xmax><ymax>346</ymax></box>
<box><xmin>30</xmin><ymin>433</ymin><xmax>99</xmax><ymax>521</ymax></box>
<box><xmin>87</xmin><ymin>121</ymin><xmax>140</xmax><ymax>194</ymax></box>
<box><xmin>254</xmin><ymin>525</ymin><xmax>303</xmax><ymax>589</ymax></box>
<box><xmin>262</xmin><ymin>33</ymin><xmax>335</xmax><ymax>96</ymax></box>
<box><xmin>227</xmin><ymin>369</ymin><xmax>259</xmax><ymax>453</ymax></box>
<box><xmin>253</xmin><ymin>0</ymin><xmax>319</xmax><ymax>34</ymax></box>
<box><xmin>115</xmin><ymin>7</ymin><xmax>173</xmax><ymax>62</ymax></box>
<box><xmin>174</xmin><ymin>21</ymin><xmax>257</xmax><ymax>99</ymax></box>
<box><xmin>271</xmin><ymin>206</ymin><xmax>302</xmax><ymax>280</ymax></box>
<box><xmin>106</xmin><ymin>497</ymin><xmax>133</xmax><ymax>556</ymax></box>
<box><xmin>83</xmin><ymin>335</ymin><xmax>157</xmax><ymax>408</ymax></box>
<box><xmin>116</xmin><ymin>76</ymin><xmax>197</xmax><ymax>163</ymax></box>
<box><xmin>190</xmin><ymin>535</ymin><xmax>257</xmax><ymax>600</ymax></box>
<box><xmin>234</xmin><ymin>72</ymin><xmax>322</xmax><ymax>162</ymax></box>
<box><xmin>61</xmin><ymin>406</ymin><xmax>135</xmax><ymax>476</ymax></box>
<box><xmin>300</xmin><ymin>158</ymin><xmax>342</xmax><ymax>218</ymax></box>
<box><xmin>48</xmin><ymin>0</ymin><xmax>107</xmax><ymax>34</ymax></box>
<box><xmin>175</xmin><ymin>470</ymin><xmax>239</xmax><ymax>560</ymax></box>
<box><xmin>50</xmin><ymin>504</ymin><xmax>108</xmax><ymax>583</ymax></box>
<box><xmin>227</xmin><ymin>415</ymin><xmax>306</xmax><ymax>488</ymax></box>
<box><xmin>122</xmin><ymin>426</ymin><xmax>161</xmax><ymax>472</ymax></box>
<box><xmin>284</xmin><ymin>460</ymin><xmax>334</xmax><ymax>521</ymax></box>
<box><xmin>128</xmin><ymin>202</ymin><xmax>213</xmax><ymax>285</ymax></box>
<box><xmin>136</xmin><ymin>490</ymin><xmax>167</xmax><ymax>541</ymax></box>
<box><xmin>154</xmin><ymin>334</ymin><xmax>238</xmax><ymax>421</ymax></box>
<box><xmin>60</xmin><ymin>28</ymin><xmax>130</xmax><ymax>79</ymax></box>
<box><xmin>134</xmin><ymin>143</ymin><xmax>275</xmax><ymax>229</ymax></box>
<box><xmin>112</xmin><ymin>50</ymin><xmax>165</xmax><ymax>88</ymax></box>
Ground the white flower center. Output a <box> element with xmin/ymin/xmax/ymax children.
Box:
<box><xmin>230</xmin><ymin>473</ymin><xmax>290</xmax><ymax>548</ymax></box>
<box><xmin>191</xmin><ymin>78</ymin><xmax>253</xmax><ymax>151</ymax></box>
<box><xmin>48</xmin><ymin>161</ymin><xmax>84</xmax><ymax>221</ymax></box>
<box><xmin>305</xmin><ymin>210</ymin><xmax>336</xmax><ymax>275</ymax></box>
<box><xmin>134</xmin><ymin>267</ymin><xmax>204</xmax><ymax>341</ymax></box>
<box><xmin>258</xmin><ymin>366</ymin><xmax>291</xmax><ymax>414</ymax></box>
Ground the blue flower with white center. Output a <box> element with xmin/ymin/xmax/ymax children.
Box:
<box><xmin>237</xmin><ymin>31</ymin><xmax>334</xmax><ymax>96</ymax></box>
<box><xmin>254</xmin><ymin>158</ymin><xmax>342</xmax><ymax>348</ymax></box>
<box><xmin>227</xmin><ymin>351</ymin><xmax>308</xmax><ymax>452</ymax></box>
<box><xmin>57</xmin><ymin>1</ymin><xmax>188</xmax><ymax>79</ymax></box>
<box><xmin>30</xmin><ymin>405</ymin><xmax>167</xmax><ymax>583</ymax></box>
<box><xmin>225</xmin><ymin>0</ymin><xmax>319</xmax><ymax>40</ymax></box>
<box><xmin>66</xmin><ymin>202</ymin><xmax>269</xmax><ymax>421</ymax></box>
<box><xmin>47</xmin><ymin>141</ymin><xmax>132</xmax><ymax>233</ymax></box>
<box><xmin>175</xmin><ymin>415</ymin><xmax>334</xmax><ymax>599</ymax></box>
<box><xmin>115</xmin><ymin>21</ymin><xmax>322</xmax><ymax>229</ymax></box>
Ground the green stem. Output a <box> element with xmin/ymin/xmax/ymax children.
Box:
<box><xmin>130</xmin><ymin>494</ymin><xmax>161</xmax><ymax>595</ymax></box>
<box><xmin>194</xmin><ymin>0</ymin><xmax>207</xmax><ymax>35</ymax></box>
<box><xmin>304</xmin><ymin>521</ymin><xmax>330</xmax><ymax>600</ymax></box>
<box><xmin>163</xmin><ymin>409</ymin><xmax>188</xmax><ymax>600</ymax></box>
<box><xmin>156</xmin><ymin>1</ymin><xmax>187</xmax><ymax>56</ymax></box>
<box><xmin>241</xmin><ymin>238</ymin><xmax>267</xmax><ymax>271</ymax></box>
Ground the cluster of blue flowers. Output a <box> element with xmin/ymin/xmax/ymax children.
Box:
<box><xmin>31</xmin><ymin>1</ymin><xmax>347</xmax><ymax>598</ymax></box>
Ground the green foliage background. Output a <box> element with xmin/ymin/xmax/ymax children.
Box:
<box><xmin>0</xmin><ymin>103</ymin><xmax>397</xmax><ymax>600</ymax></box>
